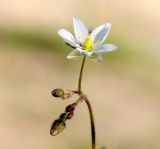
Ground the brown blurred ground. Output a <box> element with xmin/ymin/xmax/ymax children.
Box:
<box><xmin>0</xmin><ymin>0</ymin><xmax>160</xmax><ymax>149</ymax></box>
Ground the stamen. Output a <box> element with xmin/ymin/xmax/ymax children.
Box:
<box><xmin>82</xmin><ymin>37</ymin><xmax>93</xmax><ymax>52</ymax></box>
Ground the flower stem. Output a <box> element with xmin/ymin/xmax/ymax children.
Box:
<box><xmin>77</xmin><ymin>56</ymin><xmax>96</xmax><ymax>149</ymax></box>
<box><xmin>78</xmin><ymin>56</ymin><xmax>86</xmax><ymax>94</ymax></box>
<box><xmin>84</xmin><ymin>96</ymin><xmax>96</xmax><ymax>149</ymax></box>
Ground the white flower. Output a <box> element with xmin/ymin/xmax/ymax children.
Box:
<box><xmin>58</xmin><ymin>16</ymin><xmax>117</xmax><ymax>61</ymax></box>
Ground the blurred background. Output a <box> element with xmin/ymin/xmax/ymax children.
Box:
<box><xmin>0</xmin><ymin>0</ymin><xmax>160</xmax><ymax>149</ymax></box>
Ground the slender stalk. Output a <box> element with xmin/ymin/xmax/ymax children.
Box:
<box><xmin>77</xmin><ymin>56</ymin><xmax>96</xmax><ymax>149</ymax></box>
<box><xmin>84</xmin><ymin>96</ymin><xmax>96</xmax><ymax>149</ymax></box>
<box><xmin>78</xmin><ymin>56</ymin><xmax>86</xmax><ymax>93</ymax></box>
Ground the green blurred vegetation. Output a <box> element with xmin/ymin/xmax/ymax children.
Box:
<box><xmin>0</xmin><ymin>29</ymin><xmax>62</xmax><ymax>52</ymax></box>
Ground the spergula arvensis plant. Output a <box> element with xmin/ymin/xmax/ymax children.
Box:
<box><xmin>49</xmin><ymin>16</ymin><xmax>117</xmax><ymax>149</ymax></box>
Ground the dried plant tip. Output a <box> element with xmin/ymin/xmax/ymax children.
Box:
<box><xmin>67</xmin><ymin>111</ymin><xmax>74</xmax><ymax>119</ymax></box>
<box><xmin>65</xmin><ymin>103</ymin><xmax>77</xmax><ymax>112</ymax></box>
<box><xmin>52</xmin><ymin>88</ymin><xmax>64</xmax><ymax>98</ymax></box>
<box><xmin>50</xmin><ymin>119</ymin><xmax>66</xmax><ymax>136</ymax></box>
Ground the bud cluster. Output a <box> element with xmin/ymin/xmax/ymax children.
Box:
<box><xmin>50</xmin><ymin>103</ymin><xmax>77</xmax><ymax>136</ymax></box>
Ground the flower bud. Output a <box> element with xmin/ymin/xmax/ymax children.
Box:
<box><xmin>52</xmin><ymin>88</ymin><xmax>64</xmax><ymax>97</ymax></box>
<box><xmin>67</xmin><ymin>111</ymin><xmax>74</xmax><ymax>119</ymax></box>
<box><xmin>65</xmin><ymin>103</ymin><xmax>76</xmax><ymax>112</ymax></box>
<box><xmin>59</xmin><ymin>112</ymin><xmax>68</xmax><ymax>122</ymax></box>
<box><xmin>50</xmin><ymin>119</ymin><xmax>66</xmax><ymax>136</ymax></box>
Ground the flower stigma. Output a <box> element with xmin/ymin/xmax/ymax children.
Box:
<box><xmin>82</xmin><ymin>37</ymin><xmax>93</xmax><ymax>52</ymax></box>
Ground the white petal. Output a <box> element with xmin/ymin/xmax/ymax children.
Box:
<box><xmin>67</xmin><ymin>50</ymin><xmax>82</xmax><ymax>59</ymax></box>
<box><xmin>73</xmin><ymin>16</ymin><xmax>88</xmax><ymax>43</ymax></box>
<box><xmin>89</xmin><ymin>53</ymin><xmax>103</xmax><ymax>61</ymax></box>
<box><xmin>58</xmin><ymin>29</ymin><xmax>76</xmax><ymax>46</ymax></box>
<box><xmin>76</xmin><ymin>48</ymin><xmax>93</xmax><ymax>56</ymax></box>
<box><xmin>91</xmin><ymin>23</ymin><xmax>111</xmax><ymax>46</ymax></box>
<box><xmin>94</xmin><ymin>44</ymin><xmax>117</xmax><ymax>54</ymax></box>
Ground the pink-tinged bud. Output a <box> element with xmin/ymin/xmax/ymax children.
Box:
<box><xmin>65</xmin><ymin>103</ymin><xmax>76</xmax><ymax>112</ymax></box>
<box><xmin>67</xmin><ymin>111</ymin><xmax>74</xmax><ymax>119</ymax></box>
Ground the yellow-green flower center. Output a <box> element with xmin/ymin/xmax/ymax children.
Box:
<box><xmin>82</xmin><ymin>37</ymin><xmax>93</xmax><ymax>52</ymax></box>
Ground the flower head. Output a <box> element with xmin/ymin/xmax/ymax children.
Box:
<box><xmin>58</xmin><ymin>16</ymin><xmax>117</xmax><ymax>61</ymax></box>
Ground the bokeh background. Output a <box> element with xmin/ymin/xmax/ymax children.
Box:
<box><xmin>0</xmin><ymin>0</ymin><xmax>160</xmax><ymax>149</ymax></box>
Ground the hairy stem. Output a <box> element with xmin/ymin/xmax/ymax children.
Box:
<box><xmin>77</xmin><ymin>56</ymin><xmax>96</xmax><ymax>149</ymax></box>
